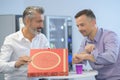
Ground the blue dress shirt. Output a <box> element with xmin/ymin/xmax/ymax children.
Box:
<box><xmin>78</xmin><ymin>28</ymin><xmax>120</xmax><ymax>80</ymax></box>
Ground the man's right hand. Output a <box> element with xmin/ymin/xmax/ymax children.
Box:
<box><xmin>72</xmin><ymin>52</ymin><xmax>88</xmax><ymax>64</ymax></box>
<box><xmin>72</xmin><ymin>52</ymin><xmax>96</xmax><ymax>64</ymax></box>
<box><xmin>15</xmin><ymin>56</ymin><xmax>31</xmax><ymax>68</ymax></box>
<box><xmin>85</xmin><ymin>44</ymin><xmax>95</xmax><ymax>53</ymax></box>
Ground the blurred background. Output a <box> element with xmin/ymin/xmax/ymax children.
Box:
<box><xmin>0</xmin><ymin>0</ymin><xmax>120</xmax><ymax>80</ymax></box>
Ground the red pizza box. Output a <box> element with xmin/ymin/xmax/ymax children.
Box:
<box><xmin>28</xmin><ymin>48</ymin><xmax>68</xmax><ymax>77</ymax></box>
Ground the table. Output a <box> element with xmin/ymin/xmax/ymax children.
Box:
<box><xmin>40</xmin><ymin>70</ymin><xmax>98</xmax><ymax>79</ymax></box>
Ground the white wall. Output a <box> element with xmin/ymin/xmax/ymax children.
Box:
<box><xmin>0</xmin><ymin>0</ymin><xmax>120</xmax><ymax>80</ymax></box>
<box><xmin>0</xmin><ymin>0</ymin><xmax>120</xmax><ymax>53</ymax></box>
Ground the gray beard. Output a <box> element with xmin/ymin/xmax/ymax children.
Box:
<box><xmin>29</xmin><ymin>27</ymin><xmax>41</xmax><ymax>35</ymax></box>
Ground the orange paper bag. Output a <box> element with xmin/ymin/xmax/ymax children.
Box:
<box><xmin>28</xmin><ymin>48</ymin><xmax>68</xmax><ymax>77</ymax></box>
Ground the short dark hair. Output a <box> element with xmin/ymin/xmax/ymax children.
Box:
<box><xmin>74</xmin><ymin>9</ymin><xmax>96</xmax><ymax>20</ymax></box>
<box><xmin>23</xmin><ymin>6</ymin><xmax>44</xmax><ymax>24</ymax></box>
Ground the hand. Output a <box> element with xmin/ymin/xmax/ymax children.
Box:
<box><xmin>72</xmin><ymin>52</ymin><xmax>96</xmax><ymax>64</ymax></box>
<box><xmin>15</xmin><ymin>55</ymin><xmax>31</xmax><ymax>68</ymax></box>
<box><xmin>72</xmin><ymin>52</ymin><xmax>88</xmax><ymax>64</ymax></box>
<box><xmin>85</xmin><ymin>44</ymin><xmax>95</xmax><ymax>53</ymax></box>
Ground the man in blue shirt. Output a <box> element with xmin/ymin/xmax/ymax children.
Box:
<box><xmin>72</xmin><ymin>9</ymin><xmax>120</xmax><ymax>80</ymax></box>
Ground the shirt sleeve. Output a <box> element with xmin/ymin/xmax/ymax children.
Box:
<box><xmin>43</xmin><ymin>35</ymin><xmax>50</xmax><ymax>48</ymax></box>
<box><xmin>77</xmin><ymin>39</ymin><xmax>86</xmax><ymax>54</ymax></box>
<box><xmin>92</xmin><ymin>32</ymin><xmax>119</xmax><ymax>65</ymax></box>
<box><xmin>0</xmin><ymin>37</ymin><xmax>17</xmax><ymax>73</ymax></box>
<box><xmin>77</xmin><ymin>39</ymin><xmax>87</xmax><ymax>64</ymax></box>
<box><xmin>44</xmin><ymin>37</ymin><xmax>50</xmax><ymax>48</ymax></box>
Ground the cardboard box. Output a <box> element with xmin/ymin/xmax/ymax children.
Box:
<box><xmin>28</xmin><ymin>48</ymin><xmax>68</xmax><ymax>77</ymax></box>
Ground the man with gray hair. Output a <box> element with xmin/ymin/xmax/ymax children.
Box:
<box><xmin>0</xmin><ymin>6</ymin><xmax>49</xmax><ymax>80</ymax></box>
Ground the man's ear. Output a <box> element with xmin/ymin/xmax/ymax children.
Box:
<box><xmin>92</xmin><ymin>19</ymin><xmax>96</xmax><ymax>25</ymax></box>
<box><xmin>25</xmin><ymin>17</ymin><xmax>31</xmax><ymax>26</ymax></box>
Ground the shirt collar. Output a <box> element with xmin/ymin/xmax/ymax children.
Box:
<box><xmin>18</xmin><ymin>29</ymin><xmax>25</xmax><ymax>41</ymax></box>
<box><xmin>86</xmin><ymin>28</ymin><xmax>102</xmax><ymax>43</ymax></box>
<box><xmin>18</xmin><ymin>29</ymin><xmax>41</xmax><ymax>41</ymax></box>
